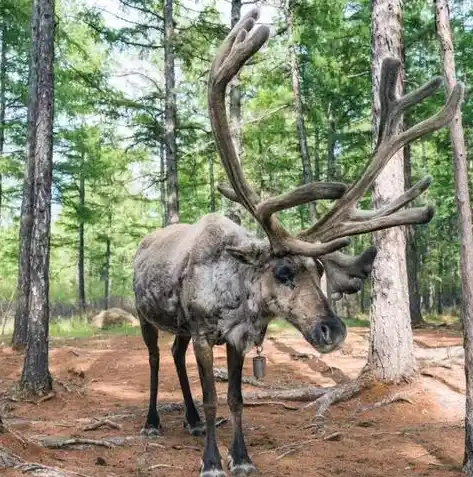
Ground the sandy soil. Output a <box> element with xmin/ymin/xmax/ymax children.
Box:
<box><xmin>0</xmin><ymin>326</ymin><xmax>466</xmax><ymax>477</ymax></box>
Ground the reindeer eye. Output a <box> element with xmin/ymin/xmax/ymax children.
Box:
<box><xmin>273</xmin><ymin>262</ymin><xmax>296</xmax><ymax>289</ymax></box>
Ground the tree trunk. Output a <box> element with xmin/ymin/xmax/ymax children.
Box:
<box><xmin>103</xmin><ymin>210</ymin><xmax>111</xmax><ymax>310</ymax></box>
<box><xmin>159</xmin><ymin>130</ymin><xmax>167</xmax><ymax>228</ymax></box>
<box><xmin>313</xmin><ymin>129</ymin><xmax>320</xmax><ymax>181</ymax></box>
<box><xmin>230</xmin><ymin>0</ymin><xmax>242</xmax><ymax>161</ymax></box>
<box><xmin>287</xmin><ymin>3</ymin><xmax>316</xmax><ymax>222</ymax></box>
<box><xmin>12</xmin><ymin>0</ymin><xmax>41</xmax><ymax>350</ymax></box>
<box><xmin>327</xmin><ymin>110</ymin><xmax>336</xmax><ymax>180</ymax></box>
<box><xmin>104</xmin><ymin>236</ymin><xmax>110</xmax><ymax>310</ymax></box>
<box><xmin>434</xmin><ymin>1</ymin><xmax>473</xmax><ymax>472</ymax></box>
<box><xmin>78</xmin><ymin>151</ymin><xmax>86</xmax><ymax>316</ymax></box>
<box><xmin>164</xmin><ymin>0</ymin><xmax>178</xmax><ymax>224</ymax></box>
<box><xmin>368</xmin><ymin>0</ymin><xmax>416</xmax><ymax>383</ymax></box>
<box><xmin>20</xmin><ymin>0</ymin><xmax>55</xmax><ymax>395</ymax></box>
<box><xmin>0</xmin><ymin>20</ymin><xmax>6</xmax><ymax>227</ymax></box>
<box><xmin>404</xmin><ymin>144</ymin><xmax>423</xmax><ymax>326</ymax></box>
<box><xmin>209</xmin><ymin>153</ymin><xmax>215</xmax><ymax>212</ymax></box>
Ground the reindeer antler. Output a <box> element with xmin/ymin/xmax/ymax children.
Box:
<box><xmin>298</xmin><ymin>58</ymin><xmax>464</xmax><ymax>243</ymax></box>
<box><xmin>208</xmin><ymin>8</ymin><xmax>465</xmax><ymax>257</ymax></box>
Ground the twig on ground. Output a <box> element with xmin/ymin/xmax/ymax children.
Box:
<box><xmin>36</xmin><ymin>393</ymin><xmax>56</xmax><ymax>405</ymax></box>
<box><xmin>147</xmin><ymin>463</ymin><xmax>183</xmax><ymax>470</ymax></box>
<box><xmin>243</xmin><ymin>401</ymin><xmax>299</xmax><ymax>411</ymax></box>
<box><xmin>356</xmin><ymin>393</ymin><xmax>414</xmax><ymax>413</ymax></box>
<box><xmin>172</xmin><ymin>444</ymin><xmax>200</xmax><ymax>451</ymax></box>
<box><xmin>82</xmin><ymin>418</ymin><xmax>122</xmax><ymax>431</ymax></box>
<box><xmin>271</xmin><ymin>438</ymin><xmax>317</xmax><ymax>460</ymax></box>
<box><xmin>16</xmin><ymin>462</ymin><xmax>93</xmax><ymax>477</ymax></box>
<box><xmin>39</xmin><ymin>437</ymin><xmax>114</xmax><ymax>449</ymax></box>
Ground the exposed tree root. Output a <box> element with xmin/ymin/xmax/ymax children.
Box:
<box><xmin>243</xmin><ymin>386</ymin><xmax>326</xmax><ymax>402</ymax></box>
<box><xmin>243</xmin><ymin>401</ymin><xmax>299</xmax><ymax>411</ymax></box>
<box><xmin>82</xmin><ymin>418</ymin><xmax>122</xmax><ymax>431</ymax></box>
<box><xmin>304</xmin><ymin>368</ymin><xmax>376</xmax><ymax>419</ymax></box>
<box><xmin>356</xmin><ymin>392</ymin><xmax>414</xmax><ymax>413</ymax></box>
<box><xmin>39</xmin><ymin>437</ymin><xmax>115</xmax><ymax>449</ymax></box>
<box><xmin>0</xmin><ymin>446</ymin><xmax>22</xmax><ymax>468</ymax></box>
<box><xmin>214</xmin><ymin>367</ymin><xmax>283</xmax><ymax>388</ymax></box>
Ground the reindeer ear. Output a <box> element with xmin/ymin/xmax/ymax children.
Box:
<box><xmin>321</xmin><ymin>246</ymin><xmax>377</xmax><ymax>299</ymax></box>
<box><xmin>226</xmin><ymin>242</ymin><xmax>269</xmax><ymax>266</ymax></box>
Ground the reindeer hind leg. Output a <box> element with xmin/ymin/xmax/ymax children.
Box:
<box><xmin>140</xmin><ymin>316</ymin><xmax>161</xmax><ymax>436</ymax></box>
<box><xmin>172</xmin><ymin>334</ymin><xmax>205</xmax><ymax>436</ymax></box>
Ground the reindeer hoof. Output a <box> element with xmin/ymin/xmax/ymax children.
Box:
<box><xmin>200</xmin><ymin>461</ymin><xmax>227</xmax><ymax>477</ymax></box>
<box><xmin>186</xmin><ymin>421</ymin><xmax>206</xmax><ymax>436</ymax></box>
<box><xmin>227</xmin><ymin>456</ymin><xmax>260</xmax><ymax>476</ymax></box>
<box><xmin>199</xmin><ymin>471</ymin><xmax>227</xmax><ymax>477</ymax></box>
<box><xmin>140</xmin><ymin>426</ymin><xmax>161</xmax><ymax>437</ymax></box>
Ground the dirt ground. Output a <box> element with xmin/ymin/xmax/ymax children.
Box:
<box><xmin>0</xmin><ymin>326</ymin><xmax>467</xmax><ymax>477</ymax></box>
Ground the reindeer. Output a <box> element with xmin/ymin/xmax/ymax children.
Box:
<box><xmin>133</xmin><ymin>8</ymin><xmax>463</xmax><ymax>477</ymax></box>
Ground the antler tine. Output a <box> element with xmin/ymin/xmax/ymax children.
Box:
<box><xmin>209</xmin><ymin>7</ymin><xmax>352</xmax><ymax>257</ymax></box>
<box><xmin>299</xmin><ymin>57</ymin><xmax>465</xmax><ymax>243</ymax></box>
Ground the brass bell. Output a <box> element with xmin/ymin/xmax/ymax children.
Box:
<box><xmin>252</xmin><ymin>345</ymin><xmax>266</xmax><ymax>380</ymax></box>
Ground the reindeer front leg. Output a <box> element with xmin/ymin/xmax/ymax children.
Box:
<box><xmin>193</xmin><ymin>336</ymin><xmax>225</xmax><ymax>477</ymax></box>
<box><xmin>226</xmin><ymin>344</ymin><xmax>258</xmax><ymax>476</ymax></box>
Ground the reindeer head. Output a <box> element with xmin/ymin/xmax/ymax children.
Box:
<box><xmin>209</xmin><ymin>9</ymin><xmax>464</xmax><ymax>353</ymax></box>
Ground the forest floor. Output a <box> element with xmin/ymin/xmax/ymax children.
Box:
<box><xmin>0</xmin><ymin>323</ymin><xmax>467</xmax><ymax>477</ymax></box>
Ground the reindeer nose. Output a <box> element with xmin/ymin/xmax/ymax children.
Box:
<box><xmin>320</xmin><ymin>323</ymin><xmax>332</xmax><ymax>345</ymax></box>
<box><xmin>314</xmin><ymin>317</ymin><xmax>347</xmax><ymax>350</ymax></box>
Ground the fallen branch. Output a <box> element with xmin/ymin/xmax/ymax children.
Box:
<box><xmin>244</xmin><ymin>401</ymin><xmax>299</xmax><ymax>411</ymax></box>
<box><xmin>356</xmin><ymin>393</ymin><xmax>414</xmax><ymax>413</ymax></box>
<box><xmin>82</xmin><ymin>418</ymin><xmax>122</xmax><ymax>431</ymax></box>
<box><xmin>39</xmin><ymin>437</ymin><xmax>114</xmax><ymax>449</ymax></box>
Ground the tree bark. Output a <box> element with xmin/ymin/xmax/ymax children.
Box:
<box><xmin>164</xmin><ymin>0</ymin><xmax>178</xmax><ymax>224</ymax></box>
<box><xmin>12</xmin><ymin>0</ymin><xmax>41</xmax><ymax>350</ymax></box>
<box><xmin>368</xmin><ymin>0</ymin><xmax>416</xmax><ymax>383</ymax></box>
<box><xmin>230</xmin><ymin>0</ymin><xmax>242</xmax><ymax>162</ymax></box>
<box><xmin>103</xmin><ymin>210</ymin><xmax>111</xmax><ymax>310</ymax></box>
<box><xmin>434</xmin><ymin>1</ymin><xmax>473</xmax><ymax>472</ymax></box>
<box><xmin>20</xmin><ymin>0</ymin><xmax>55</xmax><ymax>395</ymax></box>
<box><xmin>159</xmin><ymin>123</ymin><xmax>167</xmax><ymax>228</ymax></box>
<box><xmin>78</xmin><ymin>151</ymin><xmax>86</xmax><ymax>316</ymax></box>
<box><xmin>209</xmin><ymin>153</ymin><xmax>215</xmax><ymax>212</ymax></box>
<box><xmin>0</xmin><ymin>19</ymin><xmax>6</xmax><ymax>227</ymax></box>
<box><xmin>404</xmin><ymin>144</ymin><xmax>423</xmax><ymax>326</ymax></box>
<box><xmin>287</xmin><ymin>3</ymin><xmax>316</xmax><ymax>222</ymax></box>
<box><xmin>327</xmin><ymin>110</ymin><xmax>336</xmax><ymax>180</ymax></box>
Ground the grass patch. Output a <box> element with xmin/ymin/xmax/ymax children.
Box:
<box><xmin>343</xmin><ymin>316</ymin><xmax>369</xmax><ymax>327</ymax></box>
<box><xmin>49</xmin><ymin>317</ymin><xmax>94</xmax><ymax>338</ymax></box>
<box><xmin>49</xmin><ymin>316</ymin><xmax>141</xmax><ymax>339</ymax></box>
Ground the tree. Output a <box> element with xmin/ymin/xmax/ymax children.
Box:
<box><xmin>12</xmin><ymin>0</ymin><xmax>41</xmax><ymax>350</ymax></box>
<box><xmin>434</xmin><ymin>0</ymin><xmax>473</xmax><ymax>472</ymax></box>
<box><xmin>164</xmin><ymin>0</ymin><xmax>178</xmax><ymax>224</ymax></box>
<box><xmin>368</xmin><ymin>0</ymin><xmax>416</xmax><ymax>382</ymax></box>
<box><xmin>286</xmin><ymin>0</ymin><xmax>316</xmax><ymax>222</ymax></box>
<box><xmin>19</xmin><ymin>0</ymin><xmax>55</xmax><ymax>394</ymax></box>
